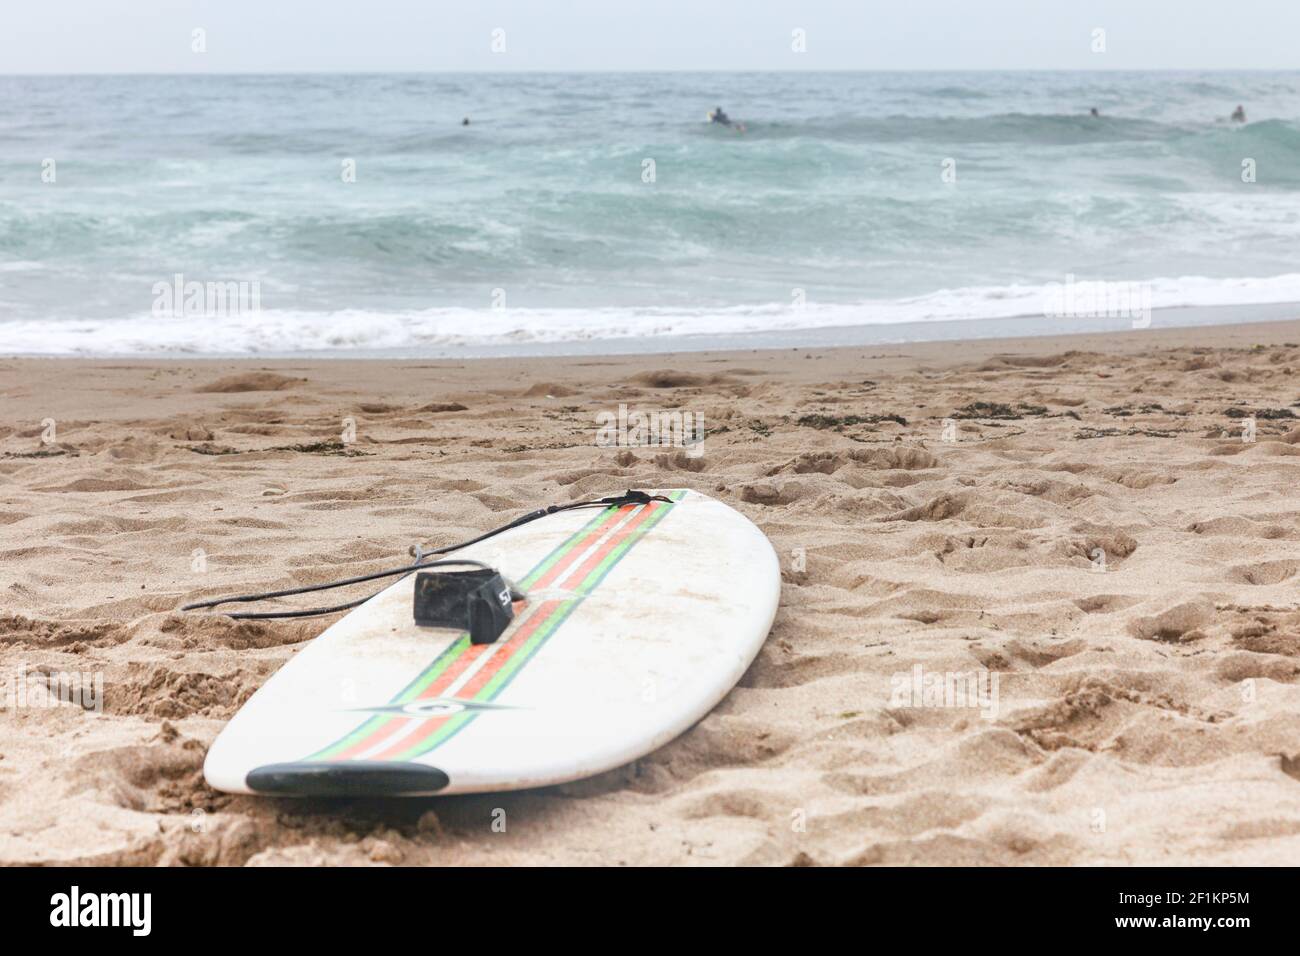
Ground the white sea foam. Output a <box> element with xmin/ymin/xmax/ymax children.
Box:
<box><xmin>3</xmin><ymin>273</ymin><xmax>1300</xmax><ymax>356</ymax></box>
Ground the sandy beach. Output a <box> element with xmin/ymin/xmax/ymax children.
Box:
<box><xmin>2</xmin><ymin>318</ymin><xmax>1299</xmax><ymax>866</ymax></box>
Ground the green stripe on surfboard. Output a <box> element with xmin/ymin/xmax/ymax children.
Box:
<box><xmin>307</xmin><ymin>502</ymin><xmax>628</xmax><ymax>761</ymax></box>
<box><xmin>518</xmin><ymin>504</ymin><xmax>625</xmax><ymax>588</ymax></box>
<box><xmin>385</xmin><ymin>491</ymin><xmax>684</xmax><ymax>762</ymax></box>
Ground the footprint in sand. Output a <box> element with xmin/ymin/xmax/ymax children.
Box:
<box><xmin>194</xmin><ymin>372</ymin><xmax>304</xmax><ymax>393</ymax></box>
<box><xmin>1127</xmin><ymin>600</ymin><xmax>1215</xmax><ymax>642</ymax></box>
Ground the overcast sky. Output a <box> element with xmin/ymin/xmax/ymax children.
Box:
<box><xmin>2</xmin><ymin>0</ymin><xmax>1296</xmax><ymax>73</ymax></box>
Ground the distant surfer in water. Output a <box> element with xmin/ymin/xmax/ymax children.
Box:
<box><xmin>707</xmin><ymin>106</ymin><xmax>746</xmax><ymax>133</ymax></box>
<box><xmin>462</xmin><ymin>117</ymin><xmax>471</xmax><ymax>126</ymax></box>
<box><xmin>1090</xmin><ymin>107</ymin><xmax>1100</xmax><ymax>117</ymax></box>
<box><xmin>1231</xmin><ymin>105</ymin><xmax>1246</xmax><ymax>123</ymax></box>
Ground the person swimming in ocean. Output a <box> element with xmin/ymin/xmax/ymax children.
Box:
<box><xmin>1231</xmin><ymin>105</ymin><xmax>1246</xmax><ymax>123</ymax></box>
<box><xmin>1090</xmin><ymin>107</ymin><xmax>1100</xmax><ymax>117</ymax></box>
<box><xmin>707</xmin><ymin>106</ymin><xmax>745</xmax><ymax>133</ymax></box>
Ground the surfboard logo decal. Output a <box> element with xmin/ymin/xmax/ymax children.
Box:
<box><xmin>350</xmin><ymin>698</ymin><xmax>522</xmax><ymax>717</ymax></box>
<box><xmin>308</xmin><ymin>492</ymin><xmax>684</xmax><ymax>763</ymax></box>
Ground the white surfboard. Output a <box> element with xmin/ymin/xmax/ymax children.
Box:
<box><xmin>203</xmin><ymin>489</ymin><xmax>780</xmax><ymax>796</ymax></box>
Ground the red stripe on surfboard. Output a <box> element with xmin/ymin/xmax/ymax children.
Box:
<box><xmin>528</xmin><ymin>504</ymin><xmax>637</xmax><ymax>590</ymax></box>
<box><xmin>556</xmin><ymin>498</ymin><xmax>660</xmax><ymax>590</ymax></box>
<box><xmin>436</xmin><ymin>599</ymin><xmax>565</xmax><ymax>703</ymax></box>
<box><xmin>328</xmin><ymin>505</ymin><xmax>633</xmax><ymax>762</ymax></box>
<box><xmin>364</xmin><ymin>597</ymin><xmax>567</xmax><ymax>761</ymax></box>
<box><xmin>327</xmin><ymin>642</ymin><xmax>493</xmax><ymax>761</ymax></box>
<box><xmin>361</xmin><ymin>502</ymin><xmax>666</xmax><ymax>761</ymax></box>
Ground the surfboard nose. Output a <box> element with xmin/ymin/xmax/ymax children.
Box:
<box><xmin>246</xmin><ymin>761</ymin><xmax>450</xmax><ymax>796</ymax></box>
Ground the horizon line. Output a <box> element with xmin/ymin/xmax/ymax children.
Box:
<box><xmin>3</xmin><ymin>66</ymin><xmax>1299</xmax><ymax>78</ymax></box>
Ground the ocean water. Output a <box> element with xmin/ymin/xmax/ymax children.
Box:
<box><xmin>1</xmin><ymin>70</ymin><xmax>1299</xmax><ymax>356</ymax></box>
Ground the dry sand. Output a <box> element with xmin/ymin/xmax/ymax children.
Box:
<box><xmin>2</xmin><ymin>319</ymin><xmax>1299</xmax><ymax>866</ymax></box>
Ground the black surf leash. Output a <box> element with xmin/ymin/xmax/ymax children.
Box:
<box><xmin>180</xmin><ymin>490</ymin><xmax>670</xmax><ymax>628</ymax></box>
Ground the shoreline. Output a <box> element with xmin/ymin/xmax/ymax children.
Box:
<box><xmin>4</xmin><ymin>302</ymin><xmax>1299</xmax><ymax>362</ymax></box>
<box><xmin>4</xmin><ymin>312</ymin><xmax>1298</xmax><ymax>379</ymax></box>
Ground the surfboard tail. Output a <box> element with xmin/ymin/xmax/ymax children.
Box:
<box><xmin>244</xmin><ymin>761</ymin><xmax>450</xmax><ymax>797</ymax></box>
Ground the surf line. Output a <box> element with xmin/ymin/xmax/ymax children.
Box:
<box><xmin>309</xmin><ymin>492</ymin><xmax>683</xmax><ymax>763</ymax></box>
